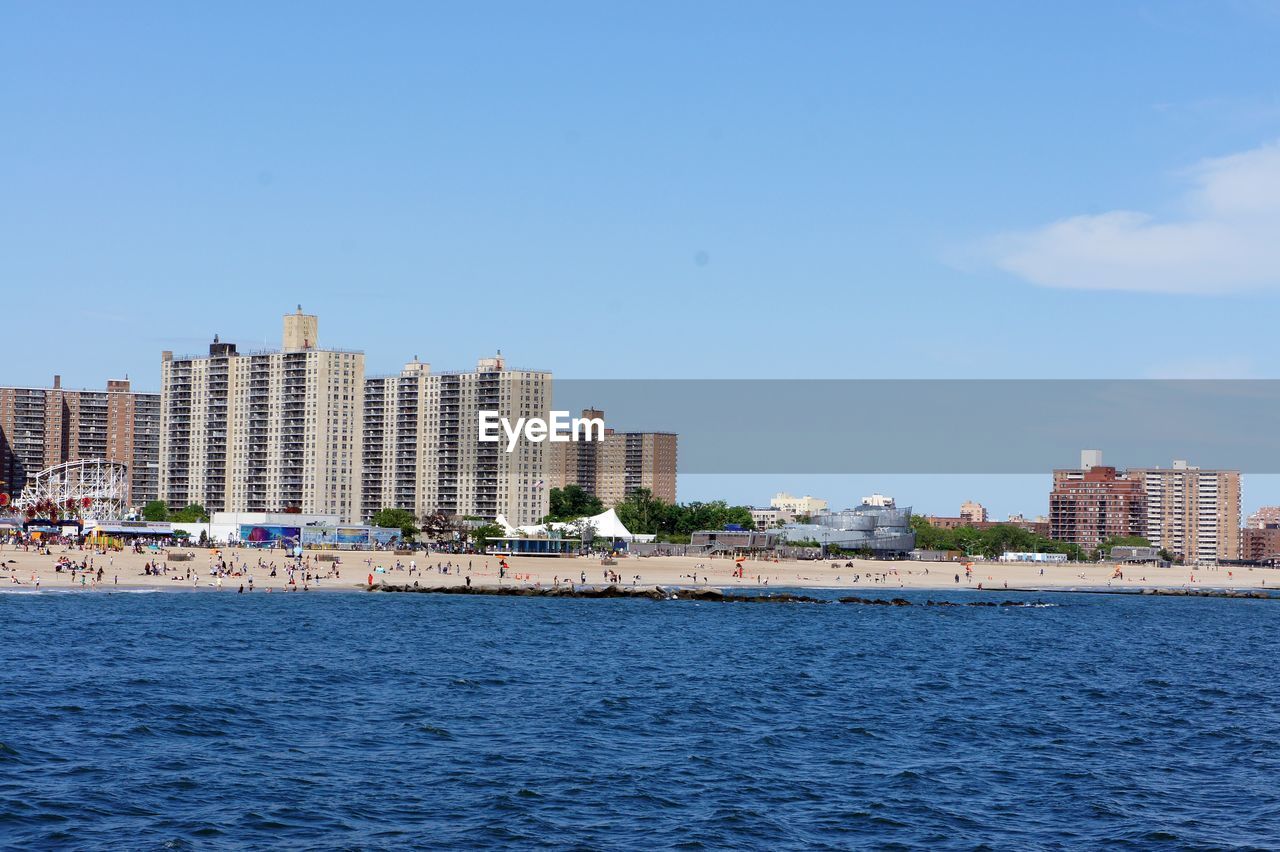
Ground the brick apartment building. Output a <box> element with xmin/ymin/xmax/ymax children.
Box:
<box><xmin>1049</xmin><ymin>465</ymin><xmax>1146</xmax><ymax>552</ymax></box>
<box><xmin>0</xmin><ymin>376</ymin><xmax>159</xmax><ymax>506</ymax></box>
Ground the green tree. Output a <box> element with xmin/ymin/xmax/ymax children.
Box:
<box><xmin>908</xmin><ymin>516</ymin><xmax>1085</xmax><ymax>561</ymax></box>
<box><xmin>170</xmin><ymin>503</ymin><xmax>209</xmax><ymax>522</ymax></box>
<box><xmin>1099</xmin><ymin>535</ymin><xmax>1151</xmax><ymax>555</ymax></box>
<box><xmin>547</xmin><ymin>485</ymin><xmax>604</xmax><ymax>521</ymax></box>
<box><xmin>615</xmin><ymin>488</ymin><xmax>663</xmax><ymax>534</ymax></box>
<box><xmin>470</xmin><ymin>523</ymin><xmax>505</xmax><ymax>548</ymax></box>
<box><xmin>141</xmin><ymin>500</ymin><xmax>169</xmax><ymax>522</ymax></box>
<box><xmin>614</xmin><ymin>489</ymin><xmax>758</xmax><ymax>537</ymax></box>
<box><xmin>371</xmin><ymin>507</ymin><xmax>420</xmax><ymax>540</ymax></box>
<box><xmin>420</xmin><ymin>510</ymin><xmax>455</xmax><ymax>539</ymax></box>
<box><xmin>567</xmin><ymin>517</ymin><xmax>598</xmax><ymax>543</ymax></box>
<box><xmin>674</xmin><ymin>500</ymin><xmax>755</xmax><ymax>534</ymax></box>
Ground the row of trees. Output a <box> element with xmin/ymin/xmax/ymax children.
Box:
<box><xmin>142</xmin><ymin>500</ymin><xmax>210</xmax><ymax>523</ymax></box>
<box><xmin>544</xmin><ymin>486</ymin><xmax>758</xmax><ymax>542</ymax></box>
<box><xmin>908</xmin><ymin>516</ymin><xmax>1165</xmax><ymax>562</ymax></box>
<box><xmin>609</xmin><ymin>488</ymin><xmax>755</xmax><ymax>542</ymax></box>
<box><xmin>545</xmin><ymin>485</ymin><xmax>603</xmax><ymax>522</ymax></box>
<box><xmin>369</xmin><ymin>507</ymin><xmax>505</xmax><ymax>547</ymax></box>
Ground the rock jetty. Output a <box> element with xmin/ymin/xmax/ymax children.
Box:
<box><xmin>369</xmin><ymin>583</ymin><xmax>1272</xmax><ymax>604</ymax></box>
<box><xmin>368</xmin><ymin>584</ymin><xmax>825</xmax><ymax>603</ymax></box>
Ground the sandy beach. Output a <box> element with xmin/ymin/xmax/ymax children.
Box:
<box><xmin>2</xmin><ymin>543</ymin><xmax>1276</xmax><ymax>594</ymax></box>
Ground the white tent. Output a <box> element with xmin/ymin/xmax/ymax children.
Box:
<box><xmin>496</xmin><ymin>507</ymin><xmax>654</xmax><ymax>542</ymax></box>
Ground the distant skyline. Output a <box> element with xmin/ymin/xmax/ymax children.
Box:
<box><xmin>5</xmin><ymin>1</ymin><xmax>1280</xmax><ymax>518</ymax></box>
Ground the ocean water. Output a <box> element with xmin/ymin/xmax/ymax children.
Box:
<box><xmin>1</xmin><ymin>589</ymin><xmax>1277</xmax><ymax>850</ymax></box>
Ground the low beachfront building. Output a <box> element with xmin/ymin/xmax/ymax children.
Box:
<box><xmin>171</xmin><ymin>511</ymin><xmax>399</xmax><ymax>549</ymax></box>
<box><xmin>749</xmin><ymin>507</ymin><xmax>792</xmax><ymax>528</ymax></box>
<box><xmin>690</xmin><ymin>528</ymin><xmax>782</xmax><ymax>551</ymax></box>
<box><xmin>997</xmin><ymin>551</ymin><xmax>1067</xmax><ymax>563</ymax></box>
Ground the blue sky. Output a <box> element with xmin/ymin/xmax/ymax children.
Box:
<box><xmin>4</xmin><ymin>1</ymin><xmax>1280</xmax><ymax>517</ymax></box>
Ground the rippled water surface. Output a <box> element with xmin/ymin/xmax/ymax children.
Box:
<box><xmin>1</xmin><ymin>589</ymin><xmax>1277</xmax><ymax>849</ymax></box>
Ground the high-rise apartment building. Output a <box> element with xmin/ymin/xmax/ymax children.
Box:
<box><xmin>362</xmin><ymin>354</ymin><xmax>551</xmax><ymax>526</ymax></box>
<box><xmin>160</xmin><ymin>309</ymin><xmax>364</xmax><ymax>522</ymax></box>
<box><xmin>362</xmin><ymin>358</ymin><xmax>430</xmax><ymax>521</ymax></box>
<box><xmin>1128</xmin><ymin>460</ymin><xmax>1240</xmax><ymax>564</ymax></box>
<box><xmin>1049</xmin><ymin>464</ymin><xmax>1145</xmax><ymax>552</ymax></box>
<box><xmin>1050</xmin><ymin>450</ymin><xmax>1241</xmax><ymax>562</ymax></box>
<box><xmin>0</xmin><ymin>376</ymin><xmax>159</xmax><ymax>506</ymax></box>
<box><xmin>547</xmin><ymin>408</ymin><xmax>677</xmax><ymax>507</ymax></box>
<box><xmin>959</xmin><ymin>500</ymin><xmax>988</xmax><ymax>523</ymax></box>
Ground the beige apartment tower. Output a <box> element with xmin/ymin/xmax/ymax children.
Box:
<box><xmin>0</xmin><ymin>376</ymin><xmax>159</xmax><ymax>505</ymax></box>
<box><xmin>160</xmin><ymin>309</ymin><xmax>364</xmax><ymax>522</ymax></box>
<box><xmin>362</xmin><ymin>354</ymin><xmax>551</xmax><ymax>527</ymax></box>
<box><xmin>1128</xmin><ymin>461</ymin><xmax>1241</xmax><ymax>564</ymax></box>
<box><xmin>770</xmin><ymin>492</ymin><xmax>828</xmax><ymax>516</ymax></box>
<box><xmin>959</xmin><ymin>500</ymin><xmax>988</xmax><ymax>524</ymax></box>
<box><xmin>362</xmin><ymin>358</ymin><xmax>431</xmax><ymax>520</ymax></box>
<box><xmin>547</xmin><ymin>409</ymin><xmax>677</xmax><ymax>507</ymax></box>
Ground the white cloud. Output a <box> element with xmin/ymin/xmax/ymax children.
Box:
<box><xmin>987</xmin><ymin>141</ymin><xmax>1280</xmax><ymax>293</ymax></box>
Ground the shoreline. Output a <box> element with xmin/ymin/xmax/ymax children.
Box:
<box><xmin>3</xmin><ymin>545</ymin><xmax>1277</xmax><ymax>598</ymax></box>
<box><xmin>4</xmin><ymin>579</ymin><xmax>1273</xmax><ymax>602</ymax></box>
